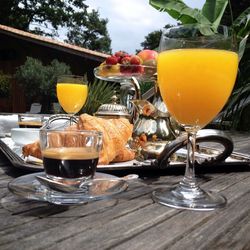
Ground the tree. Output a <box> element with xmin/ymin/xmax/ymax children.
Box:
<box><xmin>140</xmin><ymin>30</ymin><xmax>162</xmax><ymax>51</ymax></box>
<box><xmin>15</xmin><ymin>57</ymin><xmax>72</xmax><ymax>112</ymax></box>
<box><xmin>65</xmin><ymin>9</ymin><xmax>112</xmax><ymax>53</ymax></box>
<box><xmin>0</xmin><ymin>0</ymin><xmax>111</xmax><ymax>53</ymax></box>
<box><xmin>138</xmin><ymin>24</ymin><xmax>173</xmax><ymax>52</ymax></box>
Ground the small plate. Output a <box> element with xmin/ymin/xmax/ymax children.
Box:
<box><xmin>8</xmin><ymin>172</ymin><xmax>128</xmax><ymax>205</ymax></box>
<box><xmin>11</xmin><ymin>128</ymin><xmax>40</xmax><ymax>145</ymax></box>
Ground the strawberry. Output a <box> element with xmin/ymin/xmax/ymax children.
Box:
<box><xmin>114</xmin><ymin>51</ymin><xmax>130</xmax><ymax>63</ymax></box>
<box><xmin>114</xmin><ymin>51</ymin><xmax>124</xmax><ymax>58</ymax></box>
<box><xmin>120</xmin><ymin>56</ymin><xmax>132</xmax><ymax>73</ymax></box>
<box><xmin>120</xmin><ymin>56</ymin><xmax>131</xmax><ymax>65</ymax></box>
<box><xmin>115</xmin><ymin>51</ymin><xmax>129</xmax><ymax>58</ymax></box>
<box><xmin>105</xmin><ymin>56</ymin><xmax>118</xmax><ymax>65</ymax></box>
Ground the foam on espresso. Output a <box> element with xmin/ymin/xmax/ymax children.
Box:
<box><xmin>42</xmin><ymin>147</ymin><xmax>99</xmax><ymax>160</ymax></box>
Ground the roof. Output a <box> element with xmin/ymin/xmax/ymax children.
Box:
<box><xmin>0</xmin><ymin>24</ymin><xmax>109</xmax><ymax>62</ymax></box>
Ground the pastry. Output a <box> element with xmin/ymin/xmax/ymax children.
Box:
<box><xmin>22</xmin><ymin>114</ymin><xmax>135</xmax><ymax>165</ymax></box>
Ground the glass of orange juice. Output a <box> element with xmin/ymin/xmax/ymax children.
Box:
<box><xmin>56</xmin><ymin>75</ymin><xmax>88</xmax><ymax>122</ymax></box>
<box><xmin>152</xmin><ymin>25</ymin><xmax>239</xmax><ymax>211</ymax></box>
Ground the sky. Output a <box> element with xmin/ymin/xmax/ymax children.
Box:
<box><xmin>85</xmin><ymin>0</ymin><xmax>206</xmax><ymax>54</ymax></box>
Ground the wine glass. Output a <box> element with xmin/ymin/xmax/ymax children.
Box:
<box><xmin>56</xmin><ymin>75</ymin><xmax>88</xmax><ymax>123</ymax></box>
<box><xmin>152</xmin><ymin>24</ymin><xmax>239</xmax><ymax>210</ymax></box>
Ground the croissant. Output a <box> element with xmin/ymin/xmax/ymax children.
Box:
<box><xmin>22</xmin><ymin>114</ymin><xmax>135</xmax><ymax>165</ymax></box>
<box><xmin>22</xmin><ymin>141</ymin><xmax>42</xmax><ymax>159</ymax></box>
<box><xmin>78</xmin><ymin>114</ymin><xmax>134</xmax><ymax>164</ymax></box>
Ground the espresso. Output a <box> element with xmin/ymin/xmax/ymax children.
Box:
<box><xmin>18</xmin><ymin>121</ymin><xmax>42</xmax><ymax>128</ymax></box>
<box><xmin>42</xmin><ymin>148</ymin><xmax>99</xmax><ymax>179</ymax></box>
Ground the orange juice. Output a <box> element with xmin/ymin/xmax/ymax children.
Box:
<box><xmin>57</xmin><ymin>83</ymin><xmax>88</xmax><ymax>114</ymax></box>
<box><xmin>157</xmin><ymin>49</ymin><xmax>238</xmax><ymax>128</ymax></box>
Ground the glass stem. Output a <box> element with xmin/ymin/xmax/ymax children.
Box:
<box><xmin>181</xmin><ymin>131</ymin><xmax>198</xmax><ymax>189</ymax></box>
<box><xmin>69</xmin><ymin>114</ymin><xmax>74</xmax><ymax>126</ymax></box>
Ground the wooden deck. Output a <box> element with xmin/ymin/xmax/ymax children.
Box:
<box><xmin>0</xmin><ymin>132</ymin><xmax>250</xmax><ymax>249</ymax></box>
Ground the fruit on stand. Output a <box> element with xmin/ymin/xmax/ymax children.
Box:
<box><xmin>106</xmin><ymin>55</ymin><xmax>119</xmax><ymax>65</ymax></box>
<box><xmin>99</xmin><ymin>62</ymin><xmax>120</xmax><ymax>76</ymax></box>
<box><xmin>97</xmin><ymin>49</ymin><xmax>158</xmax><ymax>77</ymax></box>
<box><xmin>137</xmin><ymin>49</ymin><xmax>158</xmax><ymax>66</ymax></box>
<box><xmin>137</xmin><ymin>49</ymin><xmax>158</xmax><ymax>75</ymax></box>
<box><xmin>130</xmin><ymin>55</ymin><xmax>142</xmax><ymax>65</ymax></box>
<box><xmin>114</xmin><ymin>51</ymin><xmax>130</xmax><ymax>63</ymax></box>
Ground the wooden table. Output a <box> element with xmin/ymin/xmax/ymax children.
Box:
<box><xmin>0</xmin><ymin>132</ymin><xmax>250</xmax><ymax>250</ymax></box>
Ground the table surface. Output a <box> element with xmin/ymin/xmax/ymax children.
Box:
<box><xmin>0</xmin><ymin>132</ymin><xmax>250</xmax><ymax>250</ymax></box>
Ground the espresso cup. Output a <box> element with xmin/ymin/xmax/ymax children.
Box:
<box><xmin>18</xmin><ymin>114</ymin><xmax>44</xmax><ymax>128</ymax></box>
<box><xmin>39</xmin><ymin>129</ymin><xmax>102</xmax><ymax>183</ymax></box>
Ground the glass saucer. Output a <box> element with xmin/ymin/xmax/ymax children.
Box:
<box><xmin>8</xmin><ymin>172</ymin><xmax>128</xmax><ymax>205</ymax></box>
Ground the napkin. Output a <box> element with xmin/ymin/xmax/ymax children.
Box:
<box><xmin>0</xmin><ymin>114</ymin><xmax>18</xmax><ymax>135</ymax></box>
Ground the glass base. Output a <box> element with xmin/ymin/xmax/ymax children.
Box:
<box><xmin>46</xmin><ymin>174</ymin><xmax>92</xmax><ymax>186</ymax></box>
<box><xmin>152</xmin><ymin>184</ymin><xmax>226</xmax><ymax>211</ymax></box>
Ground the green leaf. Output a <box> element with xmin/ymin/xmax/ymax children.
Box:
<box><xmin>199</xmin><ymin>24</ymin><xmax>215</xmax><ymax>35</ymax></box>
<box><xmin>149</xmin><ymin>0</ymin><xmax>211</xmax><ymax>25</ymax></box>
<box><xmin>149</xmin><ymin>0</ymin><xmax>234</xmax><ymax>35</ymax></box>
<box><xmin>232</xmin><ymin>7</ymin><xmax>250</xmax><ymax>60</ymax></box>
<box><xmin>81</xmin><ymin>79</ymin><xmax>118</xmax><ymax>115</ymax></box>
<box><xmin>201</xmin><ymin>0</ymin><xmax>228</xmax><ymax>30</ymax></box>
<box><xmin>239</xmin><ymin>35</ymin><xmax>249</xmax><ymax>61</ymax></box>
<box><xmin>233</xmin><ymin>7</ymin><xmax>250</xmax><ymax>37</ymax></box>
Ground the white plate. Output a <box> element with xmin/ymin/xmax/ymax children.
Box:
<box><xmin>11</xmin><ymin>128</ymin><xmax>39</xmax><ymax>145</ymax></box>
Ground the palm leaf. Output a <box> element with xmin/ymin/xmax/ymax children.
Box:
<box><xmin>232</xmin><ymin>7</ymin><xmax>250</xmax><ymax>60</ymax></box>
<box><xmin>149</xmin><ymin>0</ymin><xmax>229</xmax><ymax>35</ymax></box>
<box><xmin>221</xmin><ymin>82</ymin><xmax>250</xmax><ymax>128</ymax></box>
<box><xmin>149</xmin><ymin>0</ymin><xmax>211</xmax><ymax>25</ymax></box>
<box><xmin>201</xmin><ymin>0</ymin><xmax>228</xmax><ymax>30</ymax></box>
<box><xmin>81</xmin><ymin>79</ymin><xmax>118</xmax><ymax>115</ymax></box>
<box><xmin>233</xmin><ymin>6</ymin><xmax>250</xmax><ymax>37</ymax></box>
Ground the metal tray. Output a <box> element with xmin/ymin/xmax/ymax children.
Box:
<box><xmin>1</xmin><ymin>136</ymin><xmax>250</xmax><ymax>172</ymax></box>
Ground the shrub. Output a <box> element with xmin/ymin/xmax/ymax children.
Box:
<box><xmin>0</xmin><ymin>71</ymin><xmax>11</xmax><ymax>98</ymax></box>
<box><xmin>15</xmin><ymin>57</ymin><xmax>71</xmax><ymax>112</ymax></box>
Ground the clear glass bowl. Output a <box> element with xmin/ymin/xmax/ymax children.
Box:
<box><xmin>94</xmin><ymin>64</ymin><xmax>157</xmax><ymax>82</ymax></box>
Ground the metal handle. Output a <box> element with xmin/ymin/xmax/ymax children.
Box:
<box><xmin>157</xmin><ymin>129</ymin><xmax>234</xmax><ymax>168</ymax></box>
<box><xmin>42</xmin><ymin>114</ymin><xmax>78</xmax><ymax>130</ymax></box>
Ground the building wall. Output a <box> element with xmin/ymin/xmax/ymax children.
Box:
<box><xmin>0</xmin><ymin>33</ymin><xmax>103</xmax><ymax>112</ymax></box>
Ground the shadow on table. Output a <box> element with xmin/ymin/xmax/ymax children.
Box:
<box><xmin>101</xmin><ymin>161</ymin><xmax>250</xmax><ymax>179</ymax></box>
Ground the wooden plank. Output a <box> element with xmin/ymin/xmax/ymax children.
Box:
<box><xmin>0</xmin><ymin>198</ymin><xmax>156</xmax><ymax>249</ymax></box>
<box><xmin>167</xmin><ymin>190</ymin><xmax>250</xmax><ymax>249</ymax></box>
<box><xmin>0</xmin><ymin>132</ymin><xmax>250</xmax><ymax>250</ymax></box>
<box><xmin>0</xmin><ymin>184</ymin><xmax>153</xmax><ymax>247</ymax></box>
<box><xmin>1</xmin><ymin>172</ymin><xmax>245</xmax><ymax>250</ymax></box>
<box><xmin>108</xmin><ymin>175</ymin><xmax>250</xmax><ymax>250</ymax></box>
